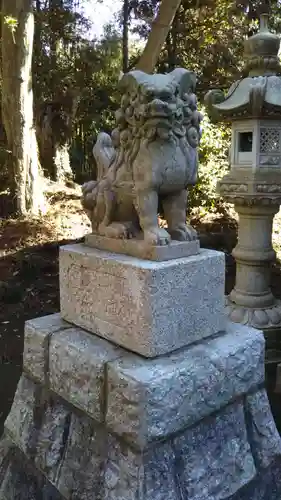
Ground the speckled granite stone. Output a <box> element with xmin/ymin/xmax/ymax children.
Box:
<box><xmin>5</xmin><ymin>375</ymin><xmax>44</xmax><ymax>455</ymax></box>
<box><xmin>172</xmin><ymin>401</ymin><xmax>256</xmax><ymax>499</ymax></box>
<box><xmin>0</xmin><ymin>386</ymin><xmax>260</xmax><ymax>500</ymax></box>
<box><xmin>244</xmin><ymin>388</ymin><xmax>281</xmax><ymax>468</ymax></box>
<box><xmin>2</xmin><ymin>249</ymin><xmax>281</xmax><ymax>499</ymax></box>
<box><xmin>56</xmin><ymin>412</ymin><xmax>107</xmax><ymax>500</ymax></box>
<box><xmin>103</xmin><ymin>436</ymin><xmax>179</xmax><ymax>500</ymax></box>
<box><xmin>106</xmin><ymin>322</ymin><xmax>264</xmax><ymax>447</ymax></box>
<box><xmin>23</xmin><ymin>313</ymin><xmax>72</xmax><ymax>383</ymax></box>
<box><xmin>49</xmin><ymin>326</ymin><xmax>122</xmax><ymax>421</ymax></box>
<box><xmin>21</xmin><ymin>314</ymin><xmax>265</xmax><ymax>443</ymax></box>
<box><xmin>5</xmin><ymin>376</ymin><xmax>72</xmax><ymax>483</ymax></box>
<box><xmin>1</xmin><ymin>347</ymin><xmax>281</xmax><ymax>500</ymax></box>
<box><xmin>229</xmin><ymin>459</ymin><xmax>281</xmax><ymax>500</ymax></box>
<box><xmin>0</xmin><ymin>438</ymin><xmax>66</xmax><ymax>500</ymax></box>
<box><xmin>102</xmin><ymin>400</ymin><xmax>258</xmax><ymax>500</ymax></box>
<box><xmin>3</xmin><ymin>376</ymin><xmax>107</xmax><ymax>499</ymax></box>
<box><xmin>59</xmin><ymin>244</ymin><xmax>226</xmax><ymax>357</ymax></box>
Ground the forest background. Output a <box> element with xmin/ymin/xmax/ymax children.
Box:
<box><xmin>1</xmin><ymin>0</ymin><xmax>280</xmax><ymax>217</ymax></box>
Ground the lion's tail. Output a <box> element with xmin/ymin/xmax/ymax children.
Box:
<box><xmin>93</xmin><ymin>132</ymin><xmax>115</xmax><ymax>180</ymax></box>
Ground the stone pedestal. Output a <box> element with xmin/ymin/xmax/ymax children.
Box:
<box><xmin>226</xmin><ymin>203</ymin><xmax>281</xmax><ymax>331</ymax></box>
<box><xmin>60</xmin><ymin>244</ymin><xmax>226</xmax><ymax>356</ymax></box>
<box><xmin>1</xmin><ymin>245</ymin><xmax>281</xmax><ymax>499</ymax></box>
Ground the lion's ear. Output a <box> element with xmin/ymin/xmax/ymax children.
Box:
<box><xmin>118</xmin><ymin>70</ymin><xmax>148</xmax><ymax>94</ymax></box>
<box><xmin>170</xmin><ymin>68</ymin><xmax>197</xmax><ymax>96</ymax></box>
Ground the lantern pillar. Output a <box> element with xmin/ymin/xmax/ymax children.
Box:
<box><xmin>227</xmin><ymin>202</ymin><xmax>281</xmax><ymax>328</ymax></box>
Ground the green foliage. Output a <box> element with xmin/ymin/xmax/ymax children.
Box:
<box><xmin>189</xmin><ymin>110</ymin><xmax>230</xmax><ymax>212</ymax></box>
<box><xmin>32</xmin><ymin>0</ymin><xmax>122</xmax><ymax>181</ymax></box>
<box><xmin>3</xmin><ymin>15</ymin><xmax>18</xmax><ymax>43</ymax></box>
<box><xmin>125</xmin><ymin>0</ymin><xmax>281</xmax><ymax>211</ymax></box>
<box><xmin>70</xmin><ymin>28</ymin><xmax>123</xmax><ymax>181</ymax></box>
<box><xmin>3</xmin><ymin>0</ymin><xmax>281</xmax><ymax>209</ymax></box>
<box><xmin>128</xmin><ymin>0</ymin><xmax>281</xmax><ymax>93</ymax></box>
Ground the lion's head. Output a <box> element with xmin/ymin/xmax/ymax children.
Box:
<box><xmin>125</xmin><ymin>70</ymin><xmax>201</xmax><ymax>135</ymax></box>
<box><xmin>108</xmin><ymin>69</ymin><xmax>202</xmax><ymax>171</ymax></box>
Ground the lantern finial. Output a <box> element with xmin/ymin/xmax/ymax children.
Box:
<box><xmin>259</xmin><ymin>13</ymin><xmax>269</xmax><ymax>32</ymax></box>
<box><xmin>244</xmin><ymin>13</ymin><xmax>280</xmax><ymax>76</ymax></box>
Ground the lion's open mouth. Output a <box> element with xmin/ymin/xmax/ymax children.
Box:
<box><xmin>149</xmin><ymin>111</ymin><xmax>171</xmax><ymax>118</ymax></box>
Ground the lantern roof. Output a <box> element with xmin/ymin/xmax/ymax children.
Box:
<box><xmin>205</xmin><ymin>14</ymin><xmax>281</xmax><ymax>121</ymax></box>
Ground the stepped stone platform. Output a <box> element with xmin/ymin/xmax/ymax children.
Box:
<box><xmin>0</xmin><ymin>244</ymin><xmax>281</xmax><ymax>499</ymax></box>
<box><xmin>0</xmin><ymin>311</ymin><xmax>281</xmax><ymax>499</ymax></box>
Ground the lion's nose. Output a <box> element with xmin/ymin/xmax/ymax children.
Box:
<box><xmin>148</xmin><ymin>99</ymin><xmax>170</xmax><ymax>114</ymax></box>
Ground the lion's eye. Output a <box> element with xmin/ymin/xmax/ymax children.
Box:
<box><xmin>159</xmin><ymin>93</ymin><xmax>172</xmax><ymax>101</ymax></box>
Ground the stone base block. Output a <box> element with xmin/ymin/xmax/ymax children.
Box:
<box><xmin>21</xmin><ymin>314</ymin><xmax>264</xmax><ymax>438</ymax></box>
<box><xmin>59</xmin><ymin>244</ymin><xmax>226</xmax><ymax>357</ymax></box>
<box><xmin>1</xmin><ymin>434</ymin><xmax>281</xmax><ymax>500</ymax></box>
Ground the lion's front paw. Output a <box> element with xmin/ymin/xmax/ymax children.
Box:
<box><xmin>144</xmin><ymin>227</ymin><xmax>171</xmax><ymax>246</ymax></box>
<box><xmin>169</xmin><ymin>224</ymin><xmax>197</xmax><ymax>241</ymax></box>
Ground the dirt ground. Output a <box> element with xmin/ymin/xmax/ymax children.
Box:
<box><xmin>1</xmin><ymin>188</ymin><xmax>281</xmax><ymax>434</ymax></box>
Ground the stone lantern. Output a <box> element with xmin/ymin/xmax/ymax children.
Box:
<box><xmin>205</xmin><ymin>14</ymin><xmax>281</xmax><ymax>332</ymax></box>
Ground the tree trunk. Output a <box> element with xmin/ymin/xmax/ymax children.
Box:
<box><xmin>136</xmin><ymin>0</ymin><xmax>182</xmax><ymax>73</ymax></box>
<box><xmin>49</xmin><ymin>0</ymin><xmax>63</xmax><ymax>92</ymax></box>
<box><xmin>122</xmin><ymin>0</ymin><xmax>129</xmax><ymax>73</ymax></box>
<box><xmin>45</xmin><ymin>0</ymin><xmax>74</xmax><ymax>184</ymax></box>
<box><xmin>1</xmin><ymin>0</ymin><xmax>45</xmax><ymax>215</ymax></box>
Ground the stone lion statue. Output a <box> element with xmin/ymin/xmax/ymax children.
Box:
<box><xmin>82</xmin><ymin>68</ymin><xmax>203</xmax><ymax>246</ymax></box>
